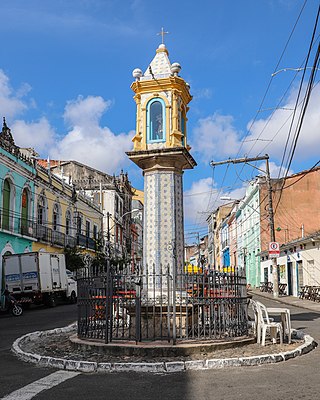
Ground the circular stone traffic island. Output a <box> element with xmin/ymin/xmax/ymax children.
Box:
<box><xmin>11</xmin><ymin>323</ymin><xmax>317</xmax><ymax>373</ymax></box>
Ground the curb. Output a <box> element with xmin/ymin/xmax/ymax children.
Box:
<box><xmin>251</xmin><ymin>291</ymin><xmax>320</xmax><ymax>314</ymax></box>
<box><xmin>11</xmin><ymin>323</ymin><xmax>317</xmax><ymax>374</ymax></box>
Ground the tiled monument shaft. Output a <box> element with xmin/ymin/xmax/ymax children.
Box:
<box><xmin>143</xmin><ymin>170</ymin><xmax>184</xmax><ymax>291</ymax></box>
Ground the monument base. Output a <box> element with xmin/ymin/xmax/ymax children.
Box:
<box><xmin>127</xmin><ymin>305</ymin><xmax>199</xmax><ymax>341</ymax></box>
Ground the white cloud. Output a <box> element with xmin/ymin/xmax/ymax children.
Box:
<box><xmin>192</xmin><ymin>87</ymin><xmax>212</xmax><ymax>100</ymax></box>
<box><xmin>257</xmin><ymin>161</ymin><xmax>294</xmax><ymax>179</ymax></box>
<box><xmin>0</xmin><ymin>70</ymin><xmax>29</xmax><ymax>117</ymax></box>
<box><xmin>184</xmin><ymin>177</ymin><xmax>247</xmax><ymax>224</ymax></box>
<box><xmin>246</xmin><ymin>84</ymin><xmax>320</xmax><ymax>162</ymax></box>
<box><xmin>192</xmin><ymin>84</ymin><xmax>320</xmax><ymax>167</ymax></box>
<box><xmin>191</xmin><ymin>113</ymin><xmax>241</xmax><ymax>162</ymax></box>
<box><xmin>50</xmin><ymin>95</ymin><xmax>133</xmax><ymax>173</ymax></box>
<box><xmin>63</xmin><ymin>95</ymin><xmax>112</xmax><ymax>128</ymax></box>
<box><xmin>0</xmin><ymin>70</ymin><xmax>133</xmax><ymax>174</ymax></box>
<box><xmin>11</xmin><ymin>118</ymin><xmax>55</xmax><ymax>152</ymax></box>
<box><xmin>184</xmin><ymin>177</ymin><xmax>216</xmax><ymax>224</ymax></box>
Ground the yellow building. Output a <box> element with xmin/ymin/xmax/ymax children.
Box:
<box><xmin>33</xmin><ymin>163</ymin><xmax>103</xmax><ymax>256</ymax></box>
<box><xmin>132</xmin><ymin>188</ymin><xmax>144</xmax><ymax>204</ymax></box>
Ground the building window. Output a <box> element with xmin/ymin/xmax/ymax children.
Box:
<box><xmin>93</xmin><ymin>224</ymin><xmax>98</xmax><ymax>239</ymax></box>
<box><xmin>21</xmin><ymin>188</ymin><xmax>30</xmax><ymax>235</ymax></box>
<box><xmin>115</xmin><ymin>196</ymin><xmax>119</xmax><ymax>214</ymax></box>
<box><xmin>86</xmin><ymin>220</ymin><xmax>90</xmax><ymax>238</ymax></box>
<box><xmin>116</xmin><ymin>225</ymin><xmax>119</xmax><ymax>243</ymax></box>
<box><xmin>147</xmin><ymin>98</ymin><xmax>165</xmax><ymax>142</ymax></box>
<box><xmin>37</xmin><ymin>196</ymin><xmax>46</xmax><ymax>226</ymax></box>
<box><xmin>66</xmin><ymin>210</ymin><xmax>71</xmax><ymax>235</ymax></box>
<box><xmin>53</xmin><ymin>204</ymin><xmax>60</xmax><ymax>231</ymax></box>
<box><xmin>2</xmin><ymin>179</ymin><xmax>12</xmax><ymax>230</ymax></box>
<box><xmin>77</xmin><ymin>214</ymin><xmax>82</xmax><ymax>235</ymax></box>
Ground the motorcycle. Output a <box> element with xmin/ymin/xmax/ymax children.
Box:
<box><xmin>0</xmin><ymin>290</ymin><xmax>23</xmax><ymax>316</ymax></box>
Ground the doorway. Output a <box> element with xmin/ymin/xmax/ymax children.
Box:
<box><xmin>287</xmin><ymin>262</ymin><xmax>293</xmax><ymax>295</ymax></box>
<box><xmin>297</xmin><ymin>260</ymin><xmax>303</xmax><ymax>295</ymax></box>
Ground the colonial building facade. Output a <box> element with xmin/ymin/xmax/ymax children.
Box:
<box><xmin>0</xmin><ymin>119</ymin><xmax>36</xmax><ymax>292</ymax></box>
<box><xmin>0</xmin><ymin>119</ymin><xmax>103</xmax><ymax>294</ymax></box>
<box><xmin>50</xmin><ymin>161</ymin><xmax>133</xmax><ymax>264</ymax></box>
<box><xmin>207</xmin><ymin>167</ymin><xmax>320</xmax><ymax>295</ymax></box>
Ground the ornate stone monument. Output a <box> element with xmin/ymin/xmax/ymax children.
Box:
<box><xmin>126</xmin><ymin>37</ymin><xmax>196</xmax><ymax>298</ymax></box>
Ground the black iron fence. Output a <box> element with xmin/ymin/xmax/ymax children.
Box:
<box><xmin>77</xmin><ymin>263</ymin><xmax>248</xmax><ymax>344</ymax></box>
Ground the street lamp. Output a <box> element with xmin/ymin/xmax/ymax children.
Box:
<box><xmin>271</xmin><ymin>67</ymin><xmax>320</xmax><ymax>77</ymax></box>
<box><xmin>220</xmin><ymin>196</ymin><xmax>239</xmax><ymax>201</ymax></box>
<box><xmin>120</xmin><ymin>209</ymin><xmax>140</xmax><ymax>219</ymax></box>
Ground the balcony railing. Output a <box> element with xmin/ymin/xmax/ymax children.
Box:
<box><xmin>76</xmin><ymin>234</ymin><xmax>96</xmax><ymax>250</ymax></box>
<box><xmin>66</xmin><ymin>234</ymin><xmax>77</xmax><ymax>248</ymax></box>
<box><xmin>77</xmin><ymin>233</ymin><xmax>88</xmax><ymax>247</ymax></box>
<box><xmin>20</xmin><ymin>220</ymin><xmax>36</xmax><ymax>237</ymax></box>
<box><xmin>52</xmin><ymin>230</ymin><xmax>66</xmax><ymax>247</ymax></box>
<box><xmin>0</xmin><ymin>212</ymin><xmax>99</xmax><ymax>251</ymax></box>
<box><xmin>87</xmin><ymin>237</ymin><xmax>96</xmax><ymax>250</ymax></box>
<box><xmin>36</xmin><ymin>224</ymin><xmax>52</xmax><ymax>242</ymax></box>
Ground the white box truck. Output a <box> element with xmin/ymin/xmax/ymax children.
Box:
<box><xmin>3</xmin><ymin>252</ymin><xmax>77</xmax><ymax>307</ymax></box>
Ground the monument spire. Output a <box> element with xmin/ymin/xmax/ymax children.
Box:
<box><xmin>157</xmin><ymin>27</ymin><xmax>169</xmax><ymax>44</ymax></box>
<box><xmin>127</xmin><ymin>41</ymin><xmax>197</xmax><ymax>297</ymax></box>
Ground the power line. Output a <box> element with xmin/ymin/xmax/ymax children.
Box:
<box><xmin>219</xmin><ymin>0</ymin><xmax>309</xmax><ymax>194</ymax></box>
<box><xmin>278</xmin><ymin>7</ymin><xmax>320</xmax><ymax>181</ymax></box>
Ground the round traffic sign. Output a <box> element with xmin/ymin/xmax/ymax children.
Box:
<box><xmin>269</xmin><ymin>242</ymin><xmax>279</xmax><ymax>251</ymax></box>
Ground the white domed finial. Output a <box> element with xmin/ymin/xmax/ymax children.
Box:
<box><xmin>171</xmin><ymin>62</ymin><xmax>181</xmax><ymax>76</ymax></box>
<box><xmin>132</xmin><ymin>68</ymin><xmax>143</xmax><ymax>81</ymax></box>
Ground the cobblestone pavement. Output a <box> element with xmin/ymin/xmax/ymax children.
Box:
<box><xmin>19</xmin><ymin>327</ymin><xmax>301</xmax><ymax>364</ymax></box>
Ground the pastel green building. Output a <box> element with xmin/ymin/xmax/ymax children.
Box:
<box><xmin>0</xmin><ymin>119</ymin><xmax>36</xmax><ymax>292</ymax></box>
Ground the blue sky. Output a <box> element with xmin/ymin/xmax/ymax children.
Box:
<box><xmin>0</xmin><ymin>0</ymin><xmax>319</xmax><ymax>239</ymax></box>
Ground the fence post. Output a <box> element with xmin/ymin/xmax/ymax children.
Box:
<box><xmin>135</xmin><ymin>273</ymin><xmax>141</xmax><ymax>343</ymax></box>
<box><xmin>105</xmin><ymin>260</ymin><xmax>113</xmax><ymax>344</ymax></box>
<box><xmin>172</xmin><ymin>262</ymin><xmax>176</xmax><ymax>346</ymax></box>
<box><xmin>167</xmin><ymin>265</ymin><xmax>171</xmax><ymax>342</ymax></box>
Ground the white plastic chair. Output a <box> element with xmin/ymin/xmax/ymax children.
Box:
<box><xmin>250</xmin><ymin>299</ymin><xmax>274</xmax><ymax>344</ymax></box>
<box><xmin>249</xmin><ymin>299</ymin><xmax>259</xmax><ymax>339</ymax></box>
<box><xmin>256</xmin><ymin>301</ymin><xmax>283</xmax><ymax>346</ymax></box>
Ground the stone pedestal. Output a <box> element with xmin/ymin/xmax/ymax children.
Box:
<box><xmin>127</xmin><ymin>305</ymin><xmax>199</xmax><ymax>340</ymax></box>
<box><xmin>126</xmin><ymin>147</ymin><xmax>197</xmax><ymax>298</ymax></box>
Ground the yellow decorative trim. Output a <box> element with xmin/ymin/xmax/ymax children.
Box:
<box><xmin>170</xmin><ymin>130</ymin><xmax>183</xmax><ymax>147</ymax></box>
<box><xmin>132</xmin><ymin>134</ymin><xmax>143</xmax><ymax>151</ymax></box>
<box><xmin>130</xmin><ymin>72</ymin><xmax>193</xmax><ymax>152</ymax></box>
<box><xmin>156</xmin><ymin>47</ymin><xmax>169</xmax><ymax>55</ymax></box>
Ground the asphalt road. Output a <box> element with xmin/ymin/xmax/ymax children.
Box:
<box><xmin>1</xmin><ymin>295</ymin><xmax>320</xmax><ymax>400</ymax></box>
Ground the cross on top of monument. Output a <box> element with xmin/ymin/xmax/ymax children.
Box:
<box><xmin>157</xmin><ymin>27</ymin><xmax>169</xmax><ymax>44</ymax></box>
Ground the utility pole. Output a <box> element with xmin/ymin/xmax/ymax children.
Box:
<box><xmin>210</xmin><ymin>154</ymin><xmax>279</xmax><ymax>298</ymax></box>
<box><xmin>265</xmin><ymin>158</ymin><xmax>279</xmax><ymax>298</ymax></box>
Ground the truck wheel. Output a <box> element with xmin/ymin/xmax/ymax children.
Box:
<box><xmin>12</xmin><ymin>304</ymin><xmax>23</xmax><ymax>316</ymax></box>
<box><xmin>70</xmin><ymin>291</ymin><xmax>77</xmax><ymax>304</ymax></box>
<box><xmin>48</xmin><ymin>294</ymin><xmax>57</xmax><ymax>307</ymax></box>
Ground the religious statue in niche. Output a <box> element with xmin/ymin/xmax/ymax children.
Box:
<box><xmin>150</xmin><ymin>101</ymin><xmax>163</xmax><ymax>141</ymax></box>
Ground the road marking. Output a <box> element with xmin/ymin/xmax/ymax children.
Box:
<box><xmin>1</xmin><ymin>371</ymin><xmax>80</xmax><ymax>400</ymax></box>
